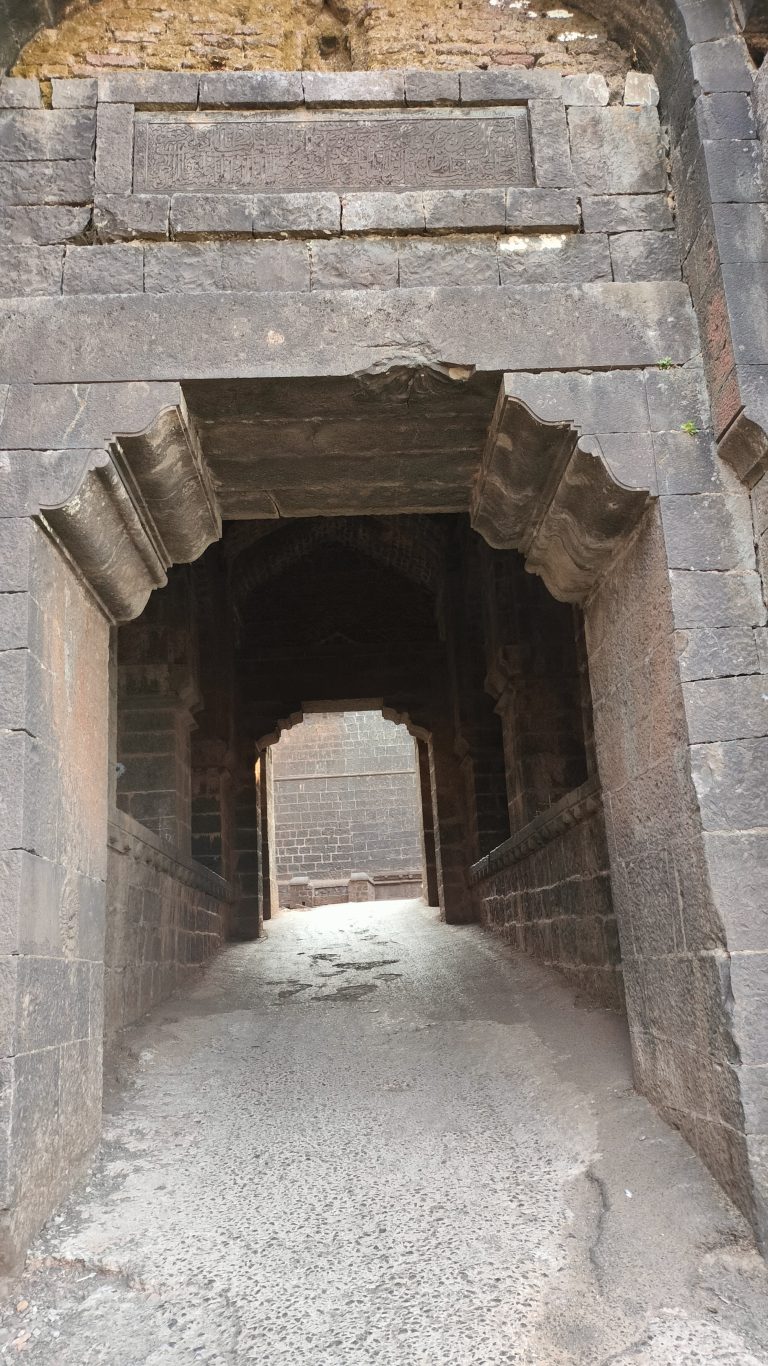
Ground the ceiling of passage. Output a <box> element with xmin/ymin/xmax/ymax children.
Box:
<box><xmin>184</xmin><ymin>368</ymin><xmax>501</xmax><ymax>520</ymax></box>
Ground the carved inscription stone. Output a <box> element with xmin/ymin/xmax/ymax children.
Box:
<box><xmin>133</xmin><ymin>110</ymin><xmax>533</xmax><ymax>193</ymax></box>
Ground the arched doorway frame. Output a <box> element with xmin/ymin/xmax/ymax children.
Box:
<box><xmin>2</xmin><ymin>324</ymin><xmax>766</xmax><ymax>1263</ymax></box>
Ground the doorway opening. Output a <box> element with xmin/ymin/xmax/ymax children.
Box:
<box><xmin>108</xmin><ymin>507</ymin><xmax>623</xmax><ymax>1029</ymax></box>
<box><xmin>271</xmin><ymin>707</ymin><xmax>425</xmax><ymax>910</ymax></box>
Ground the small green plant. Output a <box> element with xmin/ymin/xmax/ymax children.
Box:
<box><xmin>657</xmin><ymin>357</ymin><xmax>673</xmax><ymax>370</ymax></box>
<box><xmin>680</xmin><ymin>421</ymin><xmax>700</xmax><ymax>437</ymax></box>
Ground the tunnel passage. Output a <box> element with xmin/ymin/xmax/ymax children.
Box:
<box><xmin>13</xmin><ymin>345</ymin><xmax>768</xmax><ymax>1262</ymax></box>
<box><xmin>110</xmin><ymin>507</ymin><xmax>623</xmax><ymax>1035</ymax></box>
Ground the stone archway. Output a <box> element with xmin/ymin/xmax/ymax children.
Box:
<box><xmin>0</xmin><ymin>347</ymin><xmax>762</xmax><ymax>1264</ymax></box>
<box><xmin>0</xmin><ymin>0</ymin><xmax>765</xmax><ymax>1294</ymax></box>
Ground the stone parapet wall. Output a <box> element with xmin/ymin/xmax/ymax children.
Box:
<box><xmin>281</xmin><ymin>871</ymin><xmax>423</xmax><ymax>907</ymax></box>
<box><xmin>471</xmin><ymin>780</ymin><xmax>623</xmax><ymax>1011</ymax></box>
<box><xmin>105</xmin><ymin>807</ymin><xmax>233</xmax><ymax>1038</ymax></box>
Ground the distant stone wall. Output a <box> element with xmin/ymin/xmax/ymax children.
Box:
<box><xmin>472</xmin><ymin>781</ymin><xmax>623</xmax><ymax>1011</ymax></box>
<box><xmin>10</xmin><ymin>0</ymin><xmax>631</xmax><ymax>83</ymax></box>
<box><xmin>272</xmin><ymin>711</ymin><xmax>423</xmax><ymax>895</ymax></box>
<box><xmin>105</xmin><ymin>807</ymin><xmax>233</xmax><ymax>1039</ymax></box>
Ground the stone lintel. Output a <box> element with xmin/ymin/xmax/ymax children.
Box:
<box><xmin>0</xmin><ymin>284</ymin><xmax>699</xmax><ymax>384</ymax></box>
<box><xmin>471</xmin><ymin>376</ymin><xmax>652</xmax><ymax>601</ymax></box>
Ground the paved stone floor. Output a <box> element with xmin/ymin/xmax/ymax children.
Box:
<box><xmin>2</xmin><ymin>900</ymin><xmax>768</xmax><ymax>1364</ymax></box>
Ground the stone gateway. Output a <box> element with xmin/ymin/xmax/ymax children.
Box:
<box><xmin>1</xmin><ymin>0</ymin><xmax>768</xmax><ymax>1333</ymax></box>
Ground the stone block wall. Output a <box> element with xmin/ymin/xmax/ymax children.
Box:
<box><xmin>272</xmin><ymin>710</ymin><xmax>423</xmax><ymax>897</ymax></box>
<box><xmin>0</xmin><ymin>521</ymin><xmax>110</xmax><ymax>1264</ymax></box>
<box><xmin>472</xmin><ymin>782</ymin><xmax>622</xmax><ymax>1011</ymax></box>
<box><xmin>105</xmin><ymin>807</ymin><xmax>232</xmax><ymax>1039</ymax></box>
<box><xmin>0</xmin><ymin>69</ymin><xmax>678</xmax><ymax>310</ymax></box>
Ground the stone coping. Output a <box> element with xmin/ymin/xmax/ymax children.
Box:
<box><xmin>0</xmin><ymin>68</ymin><xmax>658</xmax><ymax>111</ymax></box>
<box><xmin>469</xmin><ymin>777</ymin><xmax>602</xmax><ymax>884</ymax></box>
<box><xmin>108</xmin><ymin>807</ymin><xmax>236</xmax><ymax>901</ymax></box>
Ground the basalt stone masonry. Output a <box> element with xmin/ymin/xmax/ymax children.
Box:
<box><xmin>0</xmin><ymin>0</ymin><xmax>767</xmax><ymax>1276</ymax></box>
<box><xmin>272</xmin><ymin>709</ymin><xmax>423</xmax><ymax>906</ymax></box>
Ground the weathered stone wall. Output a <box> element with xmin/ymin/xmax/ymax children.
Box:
<box><xmin>473</xmin><ymin>782</ymin><xmax>622</xmax><ymax>1011</ymax></box>
<box><xmin>0</xmin><ymin>522</ymin><xmax>110</xmax><ymax>1265</ymax></box>
<box><xmin>585</xmin><ymin>497</ymin><xmax>765</xmax><ymax>1227</ymax></box>
<box><xmin>1</xmin><ymin>0</ymin><xmax>767</xmax><ymax>1262</ymax></box>
<box><xmin>272</xmin><ymin>710</ymin><xmax>423</xmax><ymax>888</ymax></box>
<box><xmin>105</xmin><ymin>806</ymin><xmax>232</xmax><ymax>1038</ymax></box>
<box><xmin>0</xmin><ymin>69</ymin><xmax>676</xmax><ymax>308</ymax></box>
<box><xmin>10</xmin><ymin>0</ymin><xmax>631</xmax><ymax>82</ymax></box>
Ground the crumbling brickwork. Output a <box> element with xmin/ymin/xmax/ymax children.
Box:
<box><xmin>272</xmin><ymin>710</ymin><xmax>423</xmax><ymax>894</ymax></box>
<box><xmin>12</xmin><ymin>0</ymin><xmax>631</xmax><ymax>83</ymax></box>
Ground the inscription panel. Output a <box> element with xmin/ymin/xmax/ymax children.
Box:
<box><xmin>133</xmin><ymin>110</ymin><xmax>533</xmax><ymax>193</ymax></box>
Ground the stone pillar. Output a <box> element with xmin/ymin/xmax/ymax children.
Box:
<box><xmin>189</xmin><ymin>547</ymin><xmax>237</xmax><ymax>885</ymax></box>
<box><xmin>259</xmin><ymin>746</ymin><xmax>277</xmax><ymax>922</ymax></box>
<box><xmin>117</xmin><ymin>692</ymin><xmax>196</xmax><ymax>854</ymax></box>
<box><xmin>191</xmin><ymin>740</ymin><xmax>234</xmax><ymax>880</ymax></box>
<box><xmin>428</xmin><ymin>720</ymin><xmax>474</xmax><ymax>925</ymax></box>
<box><xmin>444</xmin><ymin>543</ymin><xmax>510</xmax><ymax>861</ymax></box>
<box><xmin>231</xmin><ymin>752</ymin><xmax>262</xmax><ymax>939</ymax></box>
<box><xmin>416</xmin><ymin>737</ymin><xmax>440</xmax><ymax>908</ymax></box>
<box><xmin>0</xmin><ymin>518</ymin><xmax>110</xmax><ymax>1267</ymax></box>
<box><xmin>116</xmin><ymin>569</ymin><xmax>201</xmax><ymax>857</ymax></box>
<box><xmin>487</xmin><ymin>586</ymin><xmax>588</xmax><ymax>831</ymax></box>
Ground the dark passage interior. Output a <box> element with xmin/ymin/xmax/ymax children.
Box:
<box><xmin>108</xmin><ymin>504</ymin><xmax>624</xmax><ymax>1043</ymax></box>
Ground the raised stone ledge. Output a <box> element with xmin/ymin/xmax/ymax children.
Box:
<box><xmin>108</xmin><ymin>808</ymin><xmax>235</xmax><ymax>901</ymax></box>
<box><xmin>282</xmin><ymin>869</ymin><xmax>423</xmax><ymax>907</ymax></box>
<box><xmin>94</xmin><ymin>189</ymin><xmax>591</xmax><ymax>242</ymax></box>
<box><xmin>0</xmin><ymin>283</ymin><xmax>700</xmax><ymax>385</ymax></box>
<box><xmin>469</xmin><ymin>779</ymin><xmax>603</xmax><ymax>885</ymax></box>
<box><xmin>0</xmin><ymin>232</ymin><xmax>689</xmax><ymax>296</ymax></box>
<box><xmin>1</xmin><ymin>71</ymin><xmax>674</xmax><ymax>112</ymax></box>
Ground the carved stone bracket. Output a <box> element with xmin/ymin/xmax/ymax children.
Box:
<box><xmin>470</xmin><ymin>377</ymin><xmax>652</xmax><ymax>602</ymax></box>
<box><xmin>27</xmin><ymin>387</ymin><xmax>221</xmax><ymax>623</ymax></box>
<box><xmin>468</xmin><ymin>777</ymin><xmax>602</xmax><ymax>884</ymax></box>
<box><xmin>485</xmin><ymin>644</ymin><xmax>526</xmax><ymax>712</ymax></box>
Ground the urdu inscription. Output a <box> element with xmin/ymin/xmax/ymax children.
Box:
<box><xmin>133</xmin><ymin>111</ymin><xmax>534</xmax><ymax>193</ymax></box>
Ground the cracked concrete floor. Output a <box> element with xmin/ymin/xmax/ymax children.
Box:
<box><xmin>3</xmin><ymin>899</ymin><xmax>768</xmax><ymax>1364</ymax></box>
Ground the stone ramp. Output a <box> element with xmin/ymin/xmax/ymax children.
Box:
<box><xmin>2</xmin><ymin>900</ymin><xmax>767</xmax><ymax>1365</ymax></box>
